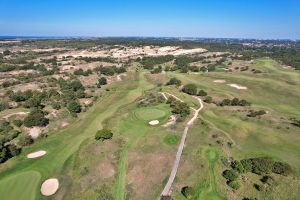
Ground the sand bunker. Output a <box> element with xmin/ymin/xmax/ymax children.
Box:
<box><xmin>213</xmin><ymin>80</ymin><xmax>226</xmax><ymax>83</ymax></box>
<box><xmin>149</xmin><ymin>120</ymin><xmax>160</xmax><ymax>125</ymax></box>
<box><xmin>28</xmin><ymin>127</ymin><xmax>42</xmax><ymax>139</ymax></box>
<box><xmin>41</xmin><ymin>178</ymin><xmax>59</xmax><ymax>196</ymax></box>
<box><xmin>227</xmin><ymin>84</ymin><xmax>248</xmax><ymax>90</ymax></box>
<box><xmin>27</xmin><ymin>150</ymin><xmax>46</xmax><ymax>158</ymax></box>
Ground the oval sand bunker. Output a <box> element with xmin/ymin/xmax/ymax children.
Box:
<box><xmin>41</xmin><ymin>178</ymin><xmax>59</xmax><ymax>196</ymax></box>
<box><xmin>27</xmin><ymin>150</ymin><xmax>46</xmax><ymax>158</ymax></box>
<box><xmin>149</xmin><ymin>120</ymin><xmax>160</xmax><ymax>125</ymax></box>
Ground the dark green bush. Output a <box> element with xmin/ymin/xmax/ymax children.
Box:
<box><xmin>227</xmin><ymin>180</ymin><xmax>240</xmax><ymax>190</ymax></box>
<box><xmin>95</xmin><ymin>129</ymin><xmax>113</xmax><ymax>141</ymax></box>
<box><xmin>181</xmin><ymin>186</ymin><xmax>195</xmax><ymax>199</ymax></box>
<box><xmin>182</xmin><ymin>84</ymin><xmax>197</xmax><ymax>95</ymax></box>
<box><xmin>222</xmin><ymin>169</ymin><xmax>238</xmax><ymax>181</ymax></box>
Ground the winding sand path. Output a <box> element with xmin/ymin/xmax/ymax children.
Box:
<box><xmin>159</xmin><ymin>94</ymin><xmax>203</xmax><ymax>198</ymax></box>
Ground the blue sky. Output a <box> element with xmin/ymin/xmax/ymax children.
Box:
<box><xmin>1</xmin><ymin>0</ymin><xmax>300</xmax><ymax>39</ymax></box>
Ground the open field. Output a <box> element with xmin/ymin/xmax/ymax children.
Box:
<box><xmin>0</xmin><ymin>39</ymin><xmax>299</xmax><ymax>200</ymax></box>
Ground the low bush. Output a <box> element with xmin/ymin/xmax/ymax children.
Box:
<box><xmin>95</xmin><ymin>129</ymin><xmax>113</xmax><ymax>141</ymax></box>
<box><xmin>227</xmin><ymin>180</ymin><xmax>240</xmax><ymax>190</ymax></box>
<box><xmin>181</xmin><ymin>186</ymin><xmax>195</xmax><ymax>199</ymax></box>
<box><xmin>182</xmin><ymin>84</ymin><xmax>197</xmax><ymax>95</ymax></box>
<box><xmin>222</xmin><ymin>169</ymin><xmax>238</xmax><ymax>181</ymax></box>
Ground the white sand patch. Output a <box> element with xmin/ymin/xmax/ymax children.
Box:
<box><xmin>61</xmin><ymin>122</ymin><xmax>69</xmax><ymax>127</ymax></box>
<box><xmin>149</xmin><ymin>120</ymin><xmax>160</xmax><ymax>125</ymax></box>
<box><xmin>27</xmin><ymin>150</ymin><xmax>46</xmax><ymax>158</ymax></box>
<box><xmin>213</xmin><ymin>80</ymin><xmax>226</xmax><ymax>83</ymax></box>
<box><xmin>227</xmin><ymin>84</ymin><xmax>248</xmax><ymax>90</ymax></box>
<box><xmin>163</xmin><ymin>115</ymin><xmax>176</xmax><ymax>127</ymax></box>
<box><xmin>41</xmin><ymin>178</ymin><xmax>59</xmax><ymax>196</ymax></box>
<box><xmin>28</xmin><ymin>127</ymin><xmax>42</xmax><ymax>139</ymax></box>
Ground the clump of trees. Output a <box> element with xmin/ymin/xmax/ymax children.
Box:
<box><xmin>139</xmin><ymin>55</ymin><xmax>174</xmax><ymax>70</ymax></box>
<box><xmin>137</xmin><ymin>92</ymin><xmax>165</xmax><ymax>107</ymax></box>
<box><xmin>222</xmin><ymin>156</ymin><xmax>293</xmax><ymax>190</ymax></box>
<box><xmin>74</xmin><ymin>69</ymin><xmax>93</xmax><ymax>76</ymax></box>
<box><xmin>95</xmin><ymin>66</ymin><xmax>126</xmax><ymax>76</ymax></box>
<box><xmin>150</xmin><ymin>66</ymin><xmax>162</xmax><ymax>74</ymax></box>
<box><xmin>23</xmin><ymin>108</ymin><xmax>49</xmax><ymax>127</ymax></box>
<box><xmin>95</xmin><ymin>129</ymin><xmax>113</xmax><ymax>141</ymax></box>
<box><xmin>167</xmin><ymin>96</ymin><xmax>190</xmax><ymax>118</ymax></box>
<box><xmin>166</xmin><ymin>77</ymin><xmax>181</xmax><ymax>86</ymax></box>
<box><xmin>219</xmin><ymin>98</ymin><xmax>250</xmax><ymax>106</ymax></box>
<box><xmin>290</xmin><ymin>118</ymin><xmax>300</xmax><ymax>128</ymax></box>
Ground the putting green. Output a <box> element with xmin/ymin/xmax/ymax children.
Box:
<box><xmin>134</xmin><ymin>107</ymin><xmax>167</xmax><ymax>121</ymax></box>
<box><xmin>0</xmin><ymin>171</ymin><xmax>41</xmax><ymax>200</ymax></box>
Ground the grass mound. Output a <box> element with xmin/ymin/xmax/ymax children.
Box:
<box><xmin>163</xmin><ymin>134</ymin><xmax>180</xmax><ymax>145</ymax></box>
<box><xmin>0</xmin><ymin>171</ymin><xmax>41</xmax><ymax>200</ymax></box>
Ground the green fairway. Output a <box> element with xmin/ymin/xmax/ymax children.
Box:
<box><xmin>195</xmin><ymin>148</ymin><xmax>223</xmax><ymax>200</ymax></box>
<box><xmin>0</xmin><ymin>171</ymin><xmax>41</xmax><ymax>200</ymax></box>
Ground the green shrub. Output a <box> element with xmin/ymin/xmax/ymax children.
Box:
<box><xmin>98</xmin><ymin>77</ymin><xmax>107</xmax><ymax>86</ymax></box>
<box><xmin>95</xmin><ymin>129</ymin><xmax>113</xmax><ymax>141</ymax></box>
<box><xmin>227</xmin><ymin>180</ymin><xmax>240</xmax><ymax>190</ymax></box>
<box><xmin>222</xmin><ymin>169</ymin><xmax>238</xmax><ymax>181</ymax></box>
<box><xmin>203</xmin><ymin>96</ymin><xmax>213</xmax><ymax>103</ymax></box>
<box><xmin>67</xmin><ymin>101</ymin><xmax>82</xmax><ymax>113</ymax></box>
<box><xmin>182</xmin><ymin>84</ymin><xmax>197</xmax><ymax>95</ymax></box>
<box><xmin>231</xmin><ymin>160</ymin><xmax>245</xmax><ymax>173</ymax></box>
<box><xmin>23</xmin><ymin>109</ymin><xmax>49</xmax><ymax>127</ymax></box>
<box><xmin>13</xmin><ymin>119</ymin><xmax>23</xmax><ymax>127</ymax></box>
<box><xmin>18</xmin><ymin>135</ymin><xmax>34</xmax><ymax>146</ymax></box>
<box><xmin>181</xmin><ymin>186</ymin><xmax>195</xmax><ymax>199</ymax></box>
<box><xmin>197</xmin><ymin>89</ymin><xmax>207</xmax><ymax>96</ymax></box>
<box><xmin>166</xmin><ymin>77</ymin><xmax>181</xmax><ymax>86</ymax></box>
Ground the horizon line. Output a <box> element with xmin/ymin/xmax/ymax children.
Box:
<box><xmin>0</xmin><ymin>35</ymin><xmax>299</xmax><ymax>41</ymax></box>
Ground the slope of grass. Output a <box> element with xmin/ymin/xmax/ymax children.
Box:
<box><xmin>0</xmin><ymin>71</ymin><xmax>150</xmax><ymax>200</ymax></box>
<box><xmin>0</xmin><ymin>171</ymin><xmax>41</xmax><ymax>200</ymax></box>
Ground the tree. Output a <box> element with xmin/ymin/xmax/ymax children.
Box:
<box><xmin>6</xmin><ymin>144</ymin><xmax>21</xmax><ymax>156</ymax></box>
<box><xmin>181</xmin><ymin>186</ymin><xmax>195</xmax><ymax>199</ymax></box>
<box><xmin>222</xmin><ymin>169</ymin><xmax>238</xmax><ymax>181</ymax></box>
<box><xmin>67</xmin><ymin>101</ymin><xmax>81</xmax><ymax>113</ymax></box>
<box><xmin>182</xmin><ymin>84</ymin><xmax>197</xmax><ymax>95</ymax></box>
<box><xmin>3</xmin><ymin>50</ymin><xmax>11</xmax><ymax>56</ymax></box>
<box><xmin>23</xmin><ymin>109</ymin><xmax>49</xmax><ymax>127</ymax></box>
<box><xmin>98</xmin><ymin>77</ymin><xmax>107</xmax><ymax>86</ymax></box>
<box><xmin>95</xmin><ymin>129</ymin><xmax>113</xmax><ymax>141</ymax></box>
<box><xmin>166</xmin><ymin>77</ymin><xmax>181</xmax><ymax>86</ymax></box>
<box><xmin>198</xmin><ymin>89</ymin><xmax>207</xmax><ymax>96</ymax></box>
<box><xmin>272</xmin><ymin>161</ymin><xmax>292</xmax><ymax>176</ymax></box>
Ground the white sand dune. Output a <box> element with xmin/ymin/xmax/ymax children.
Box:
<box><xmin>41</xmin><ymin>178</ymin><xmax>59</xmax><ymax>196</ymax></box>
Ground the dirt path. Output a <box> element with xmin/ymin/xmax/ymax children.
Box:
<box><xmin>159</xmin><ymin>95</ymin><xmax>203</xmax><ymax>198</ymax></box>
<box><xmin>160</xmin><ymin>92</ymin><xmax>184</xmax><ymax>102</ymax></box>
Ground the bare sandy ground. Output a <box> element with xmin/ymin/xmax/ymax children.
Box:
<box><xmin>163</xmin><ymin>115</ymin><xmax>176</xmax><ymax>127</ymax></box>
<box><xmin>27</xmin><ymin>150</ymin><xmax>46</xmax><ymax>158</ymax></box>
<box><xmin>28</xmin><ymin>127</ymin><xmax>43</xmax><ymax>139</ymax></box>
<box><xmin>2</xmin><ymin>111</ymin><xmax>29</xmax><ymax>119</ymax></box>
<box><xmin>213</xmin><ymin>79</ymin><xmax>226</xmax><ymax>83</ymax></box>
<box><xmin>58</xmin><ymin>46</ymin><xmax>207</xmax><ymax>59</ymax></box>
<box><xmin>40</xmin><ymin>178</ymin><xmax>59</xmax><ymax>196</ymax></box>
<box><xmin>227</xmin><ymin>83</ymin><xmax>248</xmax><ymax>90</ymax></box>
<box><xmin>149</xmin><ymin>120</ymin><xmax>160</xmax><ymax>125</ymax></box>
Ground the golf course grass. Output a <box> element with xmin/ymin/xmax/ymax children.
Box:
<box><xmin>0</xmin><ymin>171</ymin><xmax>41</xmax><ymax>200</ymax></box>
<box><xmin>0</xmin><ymin>70</ymin><xmax>155</xmax><ymax>200</ymax></box>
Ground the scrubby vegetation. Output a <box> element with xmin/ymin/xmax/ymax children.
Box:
<box><xmin>166</xmin><ymin>96</ymin><xmax>190</xmax><ymax>118</ymax></box>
